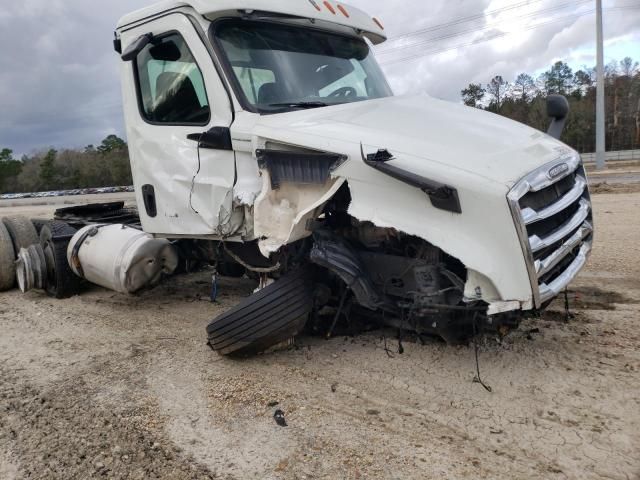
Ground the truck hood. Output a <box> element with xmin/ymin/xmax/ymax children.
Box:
<box><xmin>251</xmin><ymin>94</ymin><xmax>573</xmax><ymax>187</ymax></box>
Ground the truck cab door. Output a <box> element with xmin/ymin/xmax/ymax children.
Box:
<box><xmin>120</xmin><ymin>14</ymin><xmax>236</xmax><ymax>237</ymax></box>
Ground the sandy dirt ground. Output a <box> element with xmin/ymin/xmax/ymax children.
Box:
<box><xmin>1</xmin><ymin>188</ymin><xmax>639</xmax><ymax>479</ymax></box>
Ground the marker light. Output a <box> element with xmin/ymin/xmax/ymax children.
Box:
<box><xmin>323</xmin><ymin>1</ymin><xmax>337</xmax><ymax>14</ymax></box>
<box><xmin>308</xmin><ymin>0</ymin><xmax>321</xmax><ymax>11</ymax></box>
<box><xmin>337</xmin><ymin>4</ymin><xmax>350</xmax><ymax>17</ymax></box>
<box><xmin>373</xmin><ymin>17</ymin><xmax>384</xmax><ymax>30</ymax></box>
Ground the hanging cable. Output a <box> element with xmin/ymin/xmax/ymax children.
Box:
<box><xmin>189</xmin><ymin>133</ymin><xmax>204</xmax><ymax>215</ymax></box>
<box><xmin>472</xmin><ymin>312</ymin><xmax>492</xmax><ymax>393</ymax></box>
<box><xmin>564</xmin><ymin>288</ymin><xmax>574</xmax><ymax>322</ymax></box>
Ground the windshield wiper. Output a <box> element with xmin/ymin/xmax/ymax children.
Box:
<box><xmin>267</xmin><ymin>101</ymin><xmax>330</xmax><ymax>109</ymax></box>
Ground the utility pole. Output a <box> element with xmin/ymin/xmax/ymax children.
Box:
<box><xmin>595</xmin><ymin>0</ymin><xmax>606</xmax><ymax>170</ymax></box>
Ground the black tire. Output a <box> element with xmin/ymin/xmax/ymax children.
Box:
<box><xmin>207</xmin><ymin>268</ymin><xmax>314</xmax><ymax>356</ymax></box>
<box><xmin>31</xmin><ymin>218</ymin><xmax>51</xmax><ymax>235</ymax></box>
<box><xmin>39</xmin><ymin>221</ymin><xmax>81</xmax><ymax>299</ymax></box>
<box><xmin>2</xmin><ymin>216</ymin><xmax>39</xmax><ymax>253</ymax></box>
<box><xmin>0</xmin><ymin>221</ymin><xmax>16</xmax><ymax>291</ymax></box>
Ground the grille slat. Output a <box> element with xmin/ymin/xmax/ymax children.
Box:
<box><xmin>535</xmin><ymin>224</ymin><xmax>593</xmax><ymax>278</ymax></box>
<box><xmin>508</xmin><ymin>153</ymin><xmax>593</xmax><ymax>307</ymax></box>
<box><xmin>521</xmin><ymin>175</ymin><xmax>587</xmax><ymax>224</ymax></box>
<box><xmin>528</xmin><ymin>198</ymin><xmax>591</xmax><ymax>253</ymax></box>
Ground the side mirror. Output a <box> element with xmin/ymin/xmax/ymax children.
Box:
<box><xmin>121</xmin><ymin>33</ymin><xmax>154</xmax><ymax>62</ymax></box>
<box><xmin>149</xmin><ymin>41</ymin><xmax>182</xmax><ymax>62</ymax></box>
<box><xmin>546</xmin><ymin>94</ymin><xmax>570</xmax><ymax>140</ymax></box>
<box><xmin>187</xmin><ymin>127</ymin><xmax>233</xmax><ymax>151</ymax></box>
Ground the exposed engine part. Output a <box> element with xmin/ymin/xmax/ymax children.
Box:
<box><xmin>306</xmin><ymin>206</ymin><xmax>492</xmax><ymax>343</ymax></box>
<box><xmin>222</xmin><ymin>242</ymin><xmax>280</xmax><ymax>273</ymax></box>
<box><xmin>310</xmin><ymin>230</ymin><xmax>393</xmax><ymax>312</ymax></box>
<box><xmin>67</xmin><ymin>224</ymin><xmax>178</xmax><ymax>294</ymax></box>
<box><xmin>338</xmin><ymin>220</ymin><xmax>397</xmax><ymax>249</ymax></box>
<box><xmin>359</xmin><ymin>252</ymin><xmax>445</xmax><ymax>302</ymax></box>
<box><xmin>16</xmin><ymin>244</ymin><xmax>47</xmax><ymax>293</ymax></box>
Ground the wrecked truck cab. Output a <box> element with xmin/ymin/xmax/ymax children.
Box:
<box><xmin>115</xmin><ymin>1</ymin><xmax>593</xmax><ymax>353</ymax></box>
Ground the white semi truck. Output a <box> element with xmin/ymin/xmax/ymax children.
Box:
<box><xmin>0</xmin><ymin>0</ymin><xmax>593</xmax><ymax>355</ymax></box>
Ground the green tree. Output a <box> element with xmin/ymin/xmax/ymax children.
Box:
<box><xmin>619</xmin><ymin>57</ymin><xmax>638</xmax><ymax>78</ymax></box>
<box><xmin>97</xmin><ymin>135</ymin><xmax>127</xmax><ymax>155</ymax></box>
<box><xmin>543</xmin><ymin>61</ymin><xmax>574</xmax><ymax>95</ymax></box>
<box><xmin>513</xmin><ymin>73</ymin><xmax>536</xmax><ymax>102</ymax></box>
<box><xmin>486</xmin><ymin>75</ymin><xmax>507</xmax><ymax>112</ymax></box>
<box><xmin>0</xmin><ymin>148</ymin><xmax>23</xmax><ymax>193</ymax></box>
<box><xmin>461</xmin><ymin>83</ymin><xmax>485</xmax><ymax>108</ymax></box>
<box><xmin>39</xmin><ymin>149</ymin><xmax>58</xmax><ymax>189</ymax></box>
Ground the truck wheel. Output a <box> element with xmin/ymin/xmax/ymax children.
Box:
<box><xmin>207</xmin><ymin>268</ymin><xmax>314</xmax><ymax>356</ymax></box>
<box><xmin>2</xmin><ymin>216</ymin><xmax>39</xmax><ymax>253</ymax></box>
<box><xmin>40</xmin><ymin>221</ymin><xmax>81</xmax><ymax>299</ymax></box>
<box><xmin>0</xmin><ymin>221</ymin><xmax>16</xmax><ymax>291</ymax></box>
<box><xmin>31</xmin><ymin>218</ymin><xmax>51</xmax><ymax>235</ymax></box>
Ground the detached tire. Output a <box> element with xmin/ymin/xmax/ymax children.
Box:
<box><xmin>0</xmin><ymin>221</ymin><xmax>16</xmax><ymax>291</ymax></box>
<box><xmin>2</xmin><ymin>216</ymin><xmax>39</xmax><ymax>253</ymax></box>
<box><xmin>31</xmin><ymin>219</ymin><xmax>51</xmax><ymax>235</ymax></box>
<box><xmin>207</xmin><ymin>268</ymin><xmax>314</xmax><ymax>356</ymax></box>
<box><xmin>40</xmin><ymin>221</ymin><xmax>81</xmax><ymax>299</ymax></box>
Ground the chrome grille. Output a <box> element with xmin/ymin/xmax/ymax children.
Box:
<box><xmin>508</xmin><ymin>152</ymin><xmax>593</xmax><ymax>307</ymax></box>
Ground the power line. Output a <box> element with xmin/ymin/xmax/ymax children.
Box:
<box><xmin>376</xmin><ymin>0</ymin><xmax>593</xmax><ymax>56</ymax></box>
<box><xmin>381</xmin><ymin>11</ymin><xmax>594</xmax><ymax>66</ymax></box>
<box><xmin>384</xmin><ymin>0</ymin><xmax>547</xmax><ymax>42</ymax></box>
<box><xmin>379</xmin><ymin>6</ymin><xmax>639</xmax><ymax>67</ymax></box>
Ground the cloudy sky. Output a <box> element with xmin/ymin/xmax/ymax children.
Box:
<box><xmin>0</xmin><ymin>0</ymin><xmax>638</xmax><ymax>156</ymax></box>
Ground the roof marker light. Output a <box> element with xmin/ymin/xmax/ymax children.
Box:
<box><xmin>373</xmin><ymin>17</ymin><xmax>385</xmax><ymax>30</ymax></box>
<box><xmin>308</xmin><ymin>0</ymin><xmax>322</xmax><ymax>12</ymax></box>
<box><xmin>337</xmin><ymin>4</ymin><xmax>350</xmax><ymax>17</ymax></box>
<box><xmin>323</xmin><ymin>1</ymin><xmax>337</xmax><ymax>14</ymax></box>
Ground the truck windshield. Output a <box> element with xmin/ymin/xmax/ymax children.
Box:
<box><xmin>212</xmin><ymin>19</ymin><xmax>393</xmax><ymax>113</ymax></box>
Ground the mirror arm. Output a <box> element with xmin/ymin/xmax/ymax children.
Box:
<box><xmin>187</xmin><ymin>127</ymin><xmax>233</xmax><ymax>151</ymax></box>
<box><xmin>546</xmin><ymin>94</ymin><xmax>570</xmax><ymax>140</ymax></box>
<box><xmin>121</xmin><ymin>33</ymin><xmax>154</xmax><ymax>62</ymax></box>
<box><xmin>547</xmin><ymin>117</ymin><xmax>568</xmax><ymax>140</ymax></box>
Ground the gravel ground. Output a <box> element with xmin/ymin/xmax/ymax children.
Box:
<box><xmin>1</xmin><ymin>190</ymin><xmax>639</xmax><ymax>479</ymax></box>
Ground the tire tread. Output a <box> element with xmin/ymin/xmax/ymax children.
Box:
<box><xmin>0</xmin><ymin>221</ymin><xmax>16</xmax><ymax>291</ymax></box>
<box><xmin>207</xmin><ymin>268</ymin><xmax>313</xmax><ymax>356</ymax></box>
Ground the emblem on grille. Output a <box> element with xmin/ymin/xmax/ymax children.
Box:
<box><xmin>548</xmin><ymin>163</ymin><xmax>569</xmax><ymax>179</ymax></box>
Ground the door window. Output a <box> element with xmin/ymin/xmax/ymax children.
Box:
<box><xmin>135</xmin><ymin>33</ymin><xmax>210</xmax><ymax>124</ymax></box>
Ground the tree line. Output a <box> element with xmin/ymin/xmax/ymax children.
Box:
<box><xmin>461</xmin><ymin>57</ymin><xmax>640</xmax><ymax>153</ymax></box>
<box><xmin>0</xmin><ymin>135</ymin><xmax>133</xmax><ymax>194</ymax></box>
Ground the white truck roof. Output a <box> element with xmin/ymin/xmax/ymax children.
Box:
<box><xmin>116</xmin><ymin>0</ymin><xmax>387</xmax><ymax>44</ymax></box>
